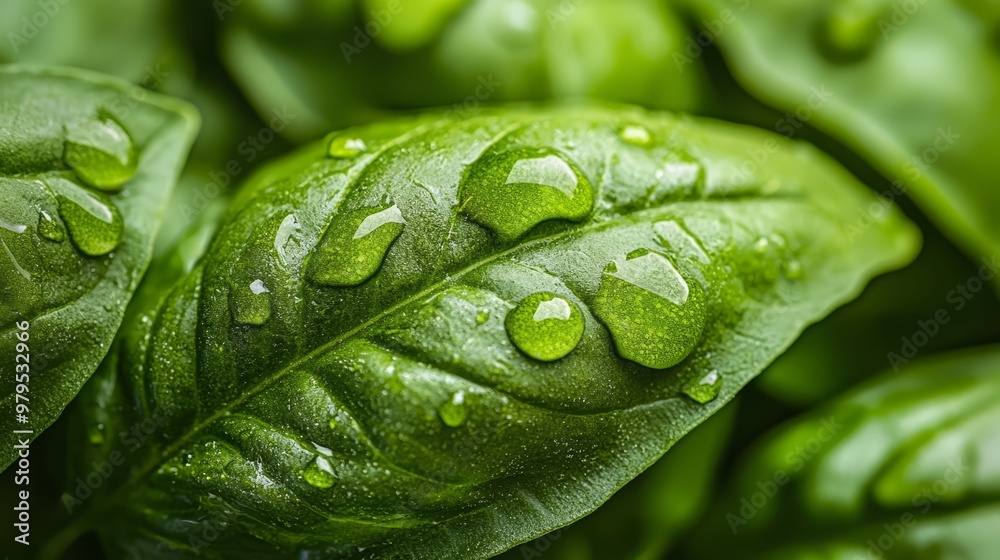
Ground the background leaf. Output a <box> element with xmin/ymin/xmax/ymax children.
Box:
<box><xmin>0</xmin><ymin>65</ymin><xmax>198</xmax><ymax>469</ymax></box>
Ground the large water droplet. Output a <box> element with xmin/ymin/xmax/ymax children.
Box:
<box><xmin>64</xmin><ymin>113</ymin><xmax>137</xmax><ymax>191</ymax></box>
<box><xmin>594</xmin><ymin>249</ymin><xmax>707</xmax><ymax>369</ymax></box>
<box><xmin>274</xmin><ymin>213</ymin><xmax>301</xmax><ymax>266</ymax></box>
<box><xmin>654</xmin><ymin>220</ymin><xmax>709</xmax><ymax>264</ymax></box>
<box><xmin>328</xmin><ymin>135</ymin><xmax>367</xmax><ymax>158</ymax></box>
<box><xmin>439</xmin><ymin>391</ymin><xmax>468</xmax><ymax>428</ymax></box>
<box><xmin>230</xmin><ymin>279</ymin><xmax>272</xmax><ymax>325</ymax></box>
<box><xmin>303</xmin><ymin>456</ymin><xmax>337</xmax><ymax>488</ymax></box>
<box><xmin>618</xmin><ymin>124</ymin><xmax>653</xmax><ymax>147</ymax></box>
<box><xmin>48</xmin><ymin>178</ymin><xmax>124</xmax><ymax>256</ymax></box>
<box><xmin>505</xmin><ymin>292</ymin><xmax>584</xmax><ymax>361</ymax></box>
<box><xmin>38</xmin><ymin>210</ymin><xmax>65</xmax><ymax>242</ymax></box>
<box><xmin>460</xmin><ymin>147</ymin><xmax>593</xmax><ymax>241</ymax></box>
<box><xmin>682</xmin><ymin>369</ymin><xmax>722</xmax><ymax>404</ymax></box>
<box><xmin>308</xmin><ymin>205</ymin><xmax>406</xmax><ymax>287</ymax></box>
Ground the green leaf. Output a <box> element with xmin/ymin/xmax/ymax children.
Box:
<box><xmin>221</xmin><ymin>0</ymin><xmax>707</xmax><ymax>140</ymax></box>
<box><xmin>0</xmin><ymin>65</ymin><xmax>198</xmax><ymax>470</ymax></box>
<box><xmin>687</xmin><ymin>346</ymin><xmax>1000</xmax><ymax>560</ymax></box>
<box><xmin>495</xmin><ymin>401</ymin><xmax>735</xmax><ymax>560</ymax></box>
<box><xmin>57</xmin><ymin>105</ymin><xmax>915</xmax><ymax>558</ymax></box>
<box><xmin>680</xmin><ymin>0</ymin><xmax>1000</xmax><ymax>266</ymax></box>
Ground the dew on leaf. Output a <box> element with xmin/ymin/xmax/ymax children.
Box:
<box><xmin>230</xmin><ymin>279</ymin><xmax>272</xmax><ymax>325</ymax></box>
<box><xmin>476</xmin><ymin>309</ymin><xmax>490</xmax><ymax>324</ymax></box>
<box><xmin>308</xmin><ymin>205</ymin><xmax>405</xmax><ymax>286</ymax></box>
<box><xmin>505</xmin><ymin>292</ymin><xmax>584</xmax><ymax>361</ymax></box>
<box><xmin>459</xmin><ymin>147</ymin><xmax>593</xmax><ymax>241</ymax></box>
<box><xmin>594</xmin><ymin>249</ymin><xmax>707</xmax><ymax>369</ymax></box>
<box><xmin>618</xmin><ymin>124</ymin><xmax>653</xmax><ymax>146</ymax></box>
<box><xmin>682</xmin><ymin>369</ymin><xmax>722</xmax><ymax>404</ymax></box>
<box><xmin>303</xmin><ymin>456</ymin><xmax>337</xmax><ymax>488</ymax></box>
<box><xmin>63</xmin><ymin>113</ymin><xmax>137</xmax><ymax>190</ymax></box>
<box><xmin>38</xmin><ymin>210</ymin><xmax>65</xmax><ymax>242</ymax></box>
<box><xmin>328</xmin><ymin>136</ymin><xmax>367</xmax><ymax>158</ymax></box>
<box><xmin>439</xmin><ymin>391</ymin><xmax>468</xmax><ymax>428</ymax></box>
<box><xmin>48</xmin><ymin>178</ymin><xmax>124</xmax><ymax>256</ymax></box>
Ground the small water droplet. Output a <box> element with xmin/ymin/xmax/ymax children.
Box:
<box><xmin>783</xmin><ymin>259</ymin><xmax>803</xmax><ymax>279</ymax></box>
<box><xmin>476</xmin><ymin>309</ymin><xmax>490</xmax><ymax>324</ymax></box>
<box><xmin>439</xmin><ymin>391</ymin><xmax>468</xmax><ymax>428</ymax></box>
<box><xmin>230</xmin><ymin>279</ymin><xmax>272</xmax><ymax>325</ymax></box>
<box><xmin>460</xmin><ymin>147</ymin><xmax>593</xmax><ymax>241</ymax></box>
<box><xmin>328</xmin><ymin>136</ymin><xmax>367</xmax><ymax>158</ymax></box>
<box><xmin>505</xmin><ymin>292</ymin><xmax>584</xmax><ymax>361</ymax></box>
<box><xmin>308</xmin><ymin>205</ymin><xmax>406</xmax><ymax>287</ymax></box>
<box><xmin>328</xmin><ymin>418</ymin><xmax>338</xmax><ymax>430</ymax></box>
<box><xmin>48</xmin><ymin>178</ymin><xmax>124</xmax><ymax>256</ymax></box>
<box><xmin>594</xmin><ymin>249</ymin><xmax>707</xmax><ymax>369</ymax></box>
<box><xmin>64</xmin><ymin>113</ymin><xmax>137</xmax><ymax>190</ymax></box>
<box><xmin>618</xmin><ymin>124</ymin><xmax>652</xmax><ymax>147</ymax></box>
<box><xmin>303</xmin><ymin>456</ymin><xmax>337</xmax><ymax>488</ymax></box>
<box><xmin>37</xmin><ymin>210</ymin><xmax>65</xmax><ymax>242</ymax></box>
<box><xmin>753</xmin><ymin>237</ymin><xmax>770</xmax><ymax>253</ymax></box>
<box><xmin>682</xmin><ymin>369</ymin><xmax>722</xmax><ymax>404</ymax></box>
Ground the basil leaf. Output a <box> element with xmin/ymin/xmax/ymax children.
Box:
<box><xmin>222</xmin><ymin>0</ymin><xmax>706</xmax><ymax>140</ymax></box>
<box><xmin>688</xmin><ymin>346</ymin><xmax>1000</xmax><ymax>560</ymax></box>
<box><xmin>497</xmin><ymin>403</ymin><xmax>735</xmax><ymax>560</ymax></box>
<box><xmin>680</xmin><ymin>0</ymin><xmax>1000</xmax><ymax>266</ymax></box>
<box><xmin>58</xmin><ymin>106</ymin><xmax>915</xmax><ymax>558</ymax></box>
<box><xmin>0</xmin><ymin>66</ymin><xmax>198</xmax><ymax>470</ymax></box>
<box><xmin>758</xmin><ymin>223</ymin><xmax>1000</xmax><ymax>406</ymax></box>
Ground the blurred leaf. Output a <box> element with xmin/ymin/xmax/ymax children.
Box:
<box><xmin>685</xmin><ymin>346</ymin><xmax>1000</xmax><ymax>559</ymax></box>
<box><xmin>681</xmin><ymin>0</ymin><xmax>1000</xmax><ymax>266</ymax></box>
<box><xmin>221</xmin><ymin>0</ymin><xmax>708</xmax><ymax>140</ymax></box>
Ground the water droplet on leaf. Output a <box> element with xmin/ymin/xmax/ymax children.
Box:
<box><xmin>308</xmin><ymin>205</ymin><xmax>405</xmax><ymax>286</ymax></box>
<box><xmin>505</xmin><ymin>292</ymin><xmax>584</xmax><ymax>361</ymax></box>
<box><xmin>594</xmin><ymin>249</ymin><xmax>707</xmax><ymax>369</ymax></box>
<box><xmin>439</xmin><ymin>391</ymin><xmax>468</xmax><ymax>427</ymax></box>
<box><xmin>476</xmin><ymin>309</ymin><xmax>490</xmax><ymax>324</ymax></box>
<box><xmin>37</xmin><ymin>210</ymin><xmax>65</xmax><ymax>242</ymax></box>
<box><xmin>304</xmin><ymin>456</ymin><xmax>337</xmax><ymax>488</ymax></box>
<box><xmin>460</xmin><ymin>147</ymin><xmax>593</xmax><ymax>241</ymax></box>
<box><xmin>48</xmin><ymin>178</ymin><xmax>124</xmax><ymax>256</ymax></box>
<box><xmin>618</xmin><ymin>124</ymin><xmax>652</xmax><ymax>146</ymax></box>
<box><xmin>682</xmin><ymin>369</ymin><xmax>722</xmax><ymax>403</ymax></box>
<box><xmin>63</xmin><ymin>113</ymin><xmax>137</xmax><ymax>190</ymax></box>
<box><xmin>230</xmin><ymin>279</ymin><xmax>272</xmax><ymax>325</ymax></box>
<box><xmin>328</xmin><ymin>136</ymin><xmax>367</xmax><ymax>158</ymax></box>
